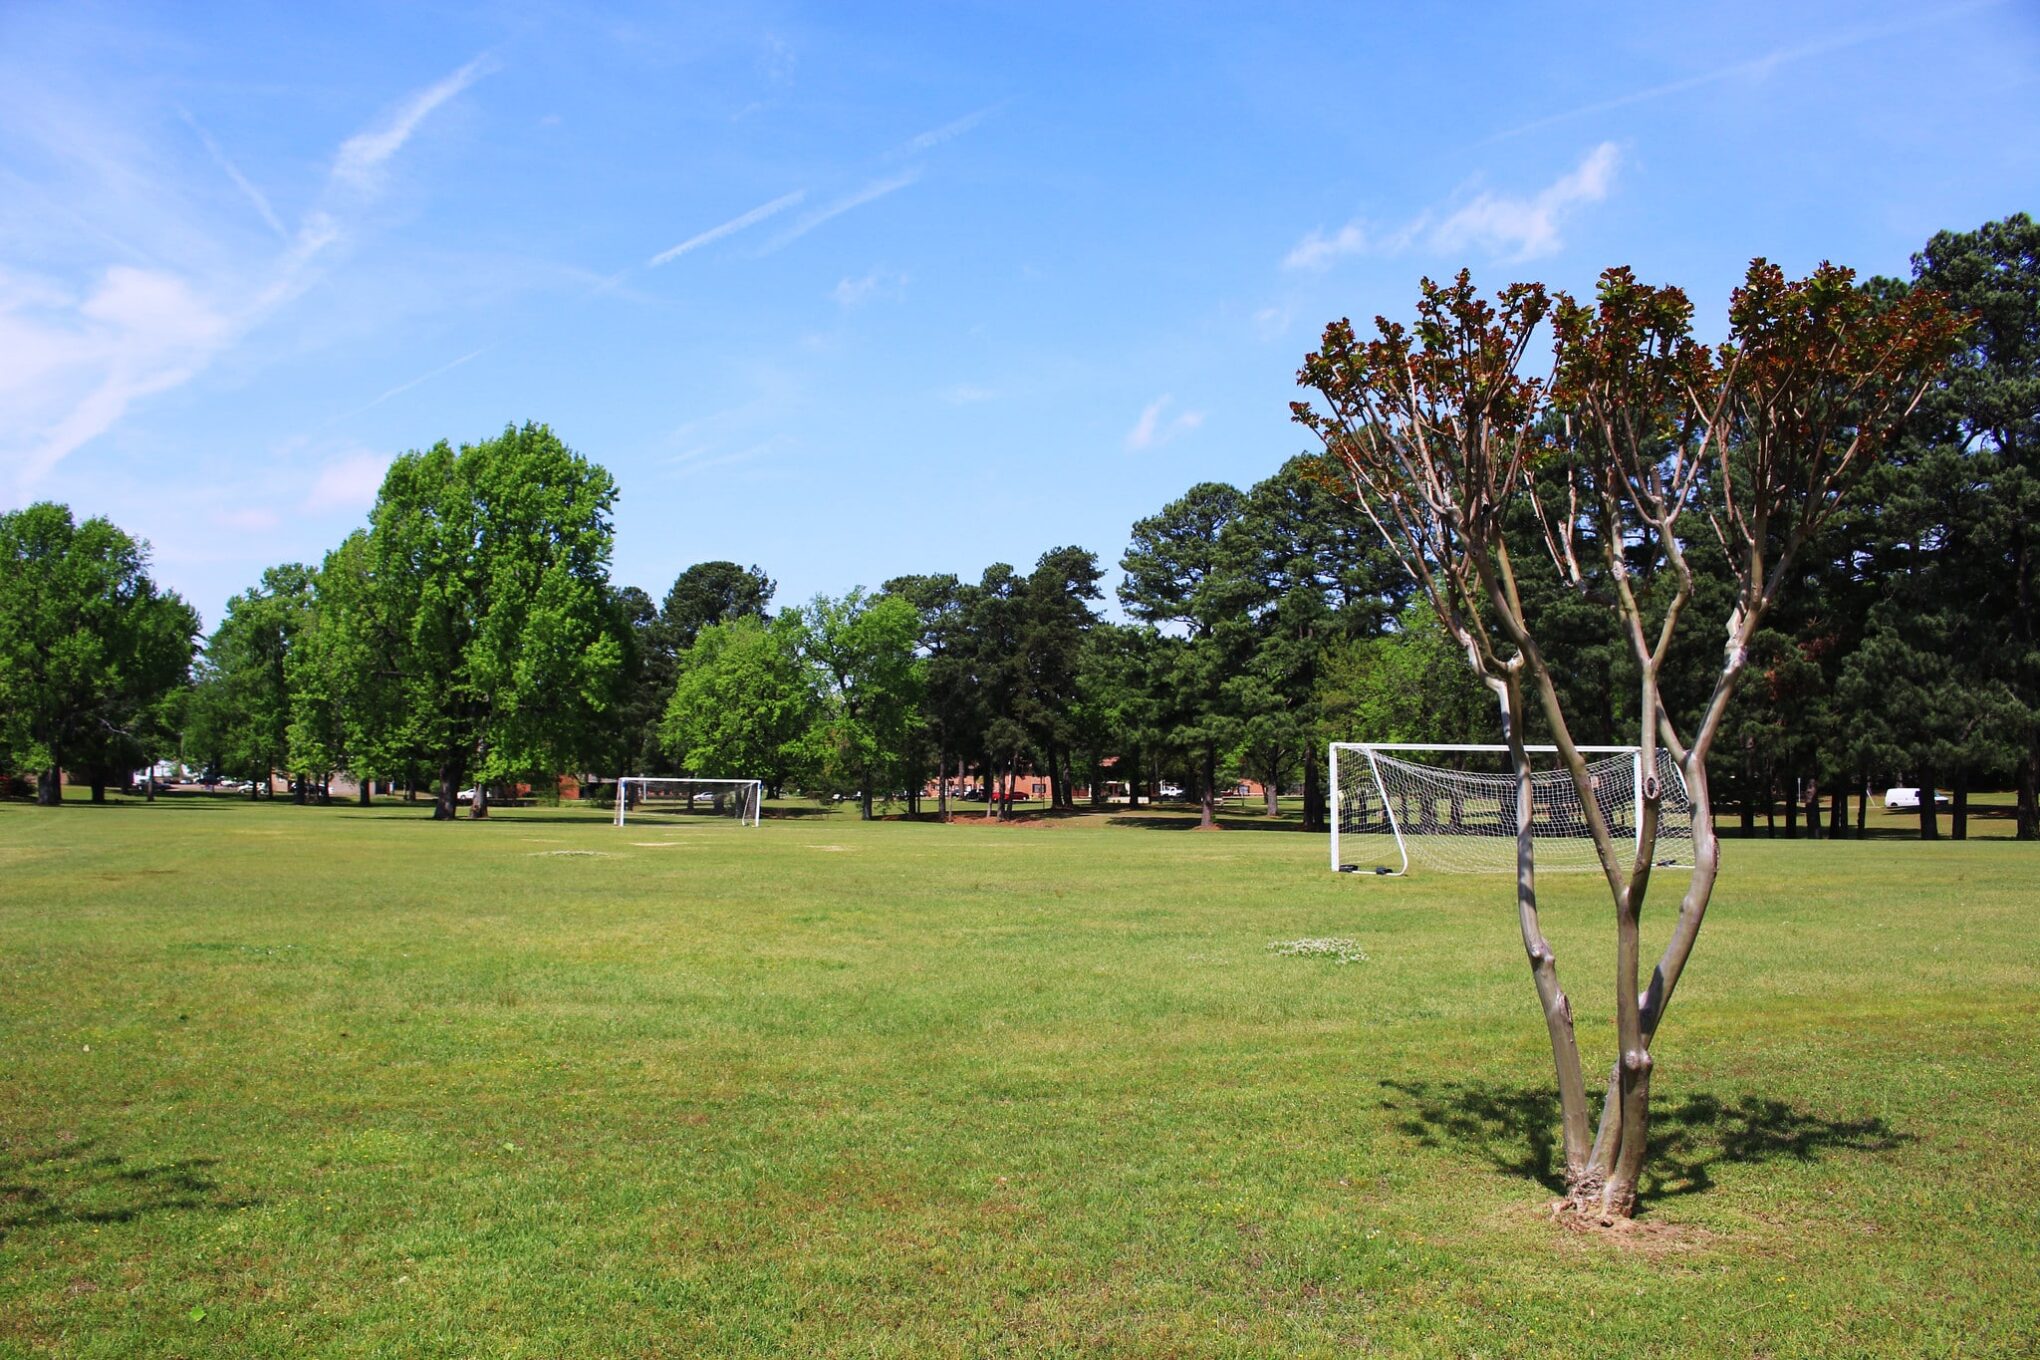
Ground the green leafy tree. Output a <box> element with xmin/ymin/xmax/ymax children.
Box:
<box><xmin>660</xmin><ymin>561</ymin><xmax>775</xmax><ymax>652</ymax></box>
<box><xmin>1221</xmin><ymin>457</ymin><xmax>1407</xmax><ymax>824</ymax></box>
<box><xmin>1317</xmin><ymin>599</ymin><xmax>1489</xmax><ymax>748</ymax></box>
<box><xmin>799</xmin><ymin>590</ymin><xmax>925</xmax><ymax>819</ymax></box>
<box><xmin>1902</xmin><ymin>215</ymin><xmax>2040</xmax><ymax>837</ymax></box>
<box><xmin>286</xmin><ymin>533</ymin><xmax>412</xmax><ymax>805</ymax></box>
<box><xmin>881</xmin><ymin>572</ymin><xmax>974</xmax><ymax>816</ymax></box>
<box><xmin>606</xmin><ymin>585</ymin><xmax>671</xmax><ymax>779</ymax></box>
<box><xmin>1074</xmin><ymin>621</ymin><xmax>1167</xmax><ymax>807</ymax></box>
<box><xmin>659</xmin><ymin>614</ymin><xmax>815</xmax><ymax>792</ymax></box>
<box><xmin>360</xmin><ymin>423</ymin><xmax>624</xmax><ymax>819</ymax></box>
<box><xmin>1119</xmin><ymin>482</ymin><xmax>1249</xmax><ymax>829</ymax></box>
<box><xmin>1018</xmin><ymin>547</ymin><xmax>1104</xmax><ymax>809</ymax></box>
<box><xmin>199</xmin><ymin>565</ymin><xmax>317</xmax><ymax>801</ymax></box>
<box><xmin>0</xmin><ymin>504</ymin><xmax>199</xmax><ymax>805</ymax></box>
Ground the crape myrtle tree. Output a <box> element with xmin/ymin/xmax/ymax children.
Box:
<box><xmin>0</xmin><ymin>504</ymin><xmax>198</xmax><ymax>804</ymax></box>
<box><xmin>361</xmin><ymin>423</ymin><xmax>624</xmax><ymax>820</ymax></box>
<box><xmin>1294</xmin><ymin>262</ymin><xmax>1962</xmax><ymax>1220</ymax></box>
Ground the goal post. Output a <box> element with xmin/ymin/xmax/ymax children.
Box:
<box><xmin>1329</xmin><ymin>743</ymin><xmax>1692</xmax><ymax>876</ymax></box>
<box><xmin>613</xmin><ymin>777</ymin><xmax>763</xmax><ymax>828</ymax></box>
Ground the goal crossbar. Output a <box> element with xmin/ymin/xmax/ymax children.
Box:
<box><xmin>613</xmin><ymin>777</ymin><xmax>763</xmax><ymax>828</ymax></box>
<box><xmin>1329</xmin><ymin>743</ymin><xmax>1692</xmax><ymax>877</ymax></box>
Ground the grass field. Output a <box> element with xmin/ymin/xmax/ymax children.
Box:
<box><xmin>2</xmin><ymin>794</ymin><xmax>2037</xmax><ymax>1357</ymax></box>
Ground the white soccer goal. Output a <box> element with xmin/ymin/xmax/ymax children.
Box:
<box><xmin>613</xmin><ymin>777</ymin><xmax>763</xmax><ymax>828</ymax></box>
<box><xmin>1329</xmin><ymin>743</ymin><xmax>1692</xmax><ymax>876</ymax></box>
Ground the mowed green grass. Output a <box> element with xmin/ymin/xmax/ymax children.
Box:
<box><xmin>2</xmin><ymin>796</ymin><xmax>2036</xmax><ymax>1358</ymax></box>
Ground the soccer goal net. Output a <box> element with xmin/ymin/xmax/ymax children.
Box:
<box><xmin>1329</xmin><ymin>744</ymin><xmax>1692</xmax><ymax>876</ymax></box>
<box><xmin>613</xmin><ymin>777</ymin><xmax>763</xmax><ymax>828</ymax></box>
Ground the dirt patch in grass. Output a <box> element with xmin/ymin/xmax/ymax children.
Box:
<box><xmin>1545</xmin><ymin>1201</ymin><xmax>1720</xmax><ymax>1257</ymax></box>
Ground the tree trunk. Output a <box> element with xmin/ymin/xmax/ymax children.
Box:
<box><xmin>1497</xmin><ymin>675</ymin><xmax>1592</xmax><ymax>1194</ymax></box>
<box><xmin>470</xmin><ymin>781</ymin><xmax>490</xmax><ymax>820</ymax></box>
<box><xmin>1303</xmin><ymin>755</ymin><xmax>1325</xmax><ymax>833</ymax></box>
<box><xmin>90</xmin><ymin>776</ymin><xmax>106</xmax><ymax>804</ymax></box>
<box><xmin>859</xmin><ymin>777</ymin><xmax>873</xmax><ymax>821</ymax></box>
<box><xmin>292</xmin><ymin>776</ymin><xmax>307</xmax><ymax>806</ymax></box>
<box><xmin>1918</xmin><ymin>765</ymin><xmax>1938</xmax><ymax>840</ymax></box>
<box><xmin>1828</xmin><ymin>786</ymin><xmax>1846</xmax><ymax>839</ymax></box>
<box><xmin>1765</xmin><ymin>775</ymin><xmax>1777</xmax><ymax>837</ymax></box>
<box><xmin>1199</xmin><ymin>745</ymin><xmax>1218</xmax><ymax>829</ymax></box>
<box><xmin>434</xmin><ymin>763</ymin><xmax>461</xmax><ymax>820</ymax></box>
<box><xmin>37</xmin><ymin>766</ymin><xmax>61</xmax><ymax>807</ymax></box>
<box><xmin>1952</xmin><ymin>767</ymin><xmax>1969</xmax><ymax>841</ymax></box>
<box><xmin>358</xmin><ymin>780</ymin><xmax>373</xmax><ymax>807</ymax></box>
<box><xmin>1803</xmin><ymin>776</ymin><xmax>1820</xmax><ymax>841</ymax></box>
<box><xmin>1857</xmin><ymin>774</ymin><xmax>1870</xmax><ymax>837</ymax></box>
<box><xmin>2019</xmin><ymin>748</ymin><xmax>2038</xmax><ymax>841</ymax></box>
<box><xmin>1782</xmin><ymin>771</ymin><xmax>1798</xmax><ymax>838</ymax></box>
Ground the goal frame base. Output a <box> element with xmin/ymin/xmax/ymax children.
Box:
<box><xmin>612</xmin><ymin>776</ymin><xmax>764</xmax><ymax>829</ymax></box>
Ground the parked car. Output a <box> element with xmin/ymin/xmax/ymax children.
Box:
<box><xmin>1158</xmin><ymin>782</ymin><xmax>1185</xmax><ymax>799</ymax></box>
<box><xmin>1883</xmin><ymin>787</ymin><xmax>1951</xmax><ymax>811</ymax></box>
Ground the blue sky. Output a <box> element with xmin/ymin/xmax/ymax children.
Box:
<box><xmin>3</xmin><ymin>1</ymin><xmax>2035</xmax><ymax>630</ymax></box>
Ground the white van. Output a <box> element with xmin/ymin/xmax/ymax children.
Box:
<box><xmin>1884</xmin><ymin>787</ymin><xmax>1951</xmax><ymax>811</ymax></box>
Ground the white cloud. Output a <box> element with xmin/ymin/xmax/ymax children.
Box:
<box><xmin>1</xmin><ymin>56</ymin><xmax>492</xmax><ymax>498</ymax></box>
<box><xmin>759</xmin><ymin>172</ymin><xmax>919</xmax><ymax>254</ymax></box>
<box><xmin>178</xmin><ymin>107</ymin><xmax>287</xmax><ymax>239</ymax></box>
<box><xmin>832</xmin><ymin>268</ymin><xmax>907</xmax><ymax>307</ymax></box>
<box><xmin>341</xmin><ymin>346</ymin><xmax>491</xmax><ymax>418</ymax></box>
<box><xmin>1125</xmin><ymin>395</ymin><xmax>1205</xmax><ymax>452</ymax></box>
<box><xmin>1430</xmin><ymin>142</ymin><xmax>1620</xmax><ymax>262</ymax></box>
<box><xmin>333</xmin><ymin>55</ymin><xmax>493</xmax><ymax>191</ymax></box>
<box><xmin>896</xmin><ymin>103</ymin><xmax>1003</xmax><ymax>156</ymax></box>
<box><xmin>650</xmin><ymin>190</ymin><xmax>805</xmax><ymax>265</ymax></box>
<box><xmin>1252</xmin><ymin>305</ymin><xmax>1293</xmax><ymax>341</ymax></box>
<box><xmin>1281</xmin><ymin>212</ymin><xmax>1432</xmax><ymax>270</ymax></box>
<box><xmin>941</xmin><ymin>384</ymin><xmax>997</xmax><ymax>405</ymax></box>
<box><xmin>303</xmin><ymin>450</ymin><xmax>392</xmax><ymax>512</ymax></box>
<box><xmin>1283</xmin><ymin>222</ymin><xmax>1368</xmax><ymax>271</ymax></box>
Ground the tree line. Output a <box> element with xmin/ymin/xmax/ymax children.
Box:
<box><xmin>2</xmin><ymin>215</ymin><xmax>2032</xmax><ymax>835</ymax></box>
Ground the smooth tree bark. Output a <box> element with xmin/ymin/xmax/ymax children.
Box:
<box><xmin>1296</xmin><ymin>262</ymin><xmax>1962</xmax><ymax>1219</ymax></box>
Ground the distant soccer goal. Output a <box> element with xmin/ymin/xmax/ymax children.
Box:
<box><xmin>613</xmin><ymin>777</ymin><xmax>763</xmax><ymax>828</ymax></box>
<box><xmin>1329</xmin><ymin>744</ymin><xmax>1691</xmax><ymax>877</ymax></box>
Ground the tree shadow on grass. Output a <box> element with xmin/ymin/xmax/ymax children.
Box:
<box><xmin>1106</xmin><ymin>813</ymin><xmax>1306</xmax><ymax>833</ymax></box>
<box><xmin>0</xmin><ymin>1140</ymin><xmax>258</xmax><ymax>1241</ymax></box>
<box><xmin>1376</xmin><ymin>1079</ymin><xmax>1910</xmax><ymax>1207</ymax></box>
